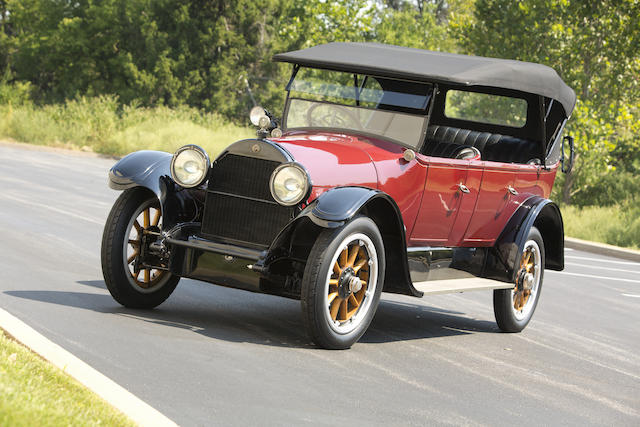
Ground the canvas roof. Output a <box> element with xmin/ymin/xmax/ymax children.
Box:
<box><xmin>274</xmin><ymin>42</ymin><xmax>576</xmax><ymax>115</ymax></box>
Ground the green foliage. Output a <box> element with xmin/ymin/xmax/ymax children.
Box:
<box><xmin>0</xmin><ymin>97</ymin><xmax>252</xmax><ymax>156</ymax></box>
<box><xmin>0</xmin><ymin>0</ymin><xmax>639</xmax><ymax>246</ymax></box>
<box><xmin>562</xmin><ymin>202</ymin><xmax>640</xmax><ymax>250</ymax></box>
<box><xmin>460</xmin><ymin>0</ymin><xmax>640</xmax><ymax>207</ymax></box>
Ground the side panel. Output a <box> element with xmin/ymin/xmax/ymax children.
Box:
<box><xmin>463</xmin><ymin>162</ymin><xmax>518</xmax><ymax>245</ymax></box>
<box><xmin>409</xmin><ymin>156</ymin><xmax>473</xmax><ymax>245</ymax></box>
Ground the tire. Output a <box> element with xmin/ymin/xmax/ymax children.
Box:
<box><xmin>101</xmin><ymin>188</ymin><xmax>179</xmax><ymax>308</ymax></box>
<box><xmin>301</xmin><ymin>216</ymin><xmax>385</xmax><ymax>349</ymax></box>
<box><xmin>494</xmin><ymin>226</ymin><xmax>544</xmax><ymax>332</ymax></box>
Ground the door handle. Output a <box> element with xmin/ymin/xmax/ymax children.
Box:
<box><xmin>457</xmin><ymin>183</ymin><xmax>470</xmax><ymax>194</ymax></box>
<box><xmin>507</xmin><ymin>185</ymin><xmax>519</xmax><ymax>195</ymax></box>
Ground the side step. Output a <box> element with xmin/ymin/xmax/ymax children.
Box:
<box><xmin>413</xmin><ymin>278</ymin><xmax>513</xmax><ymax>296</ymax></box>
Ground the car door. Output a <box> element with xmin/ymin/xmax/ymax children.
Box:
<box><xmin>409</xmin><ymin>155</ymin><xmax>479</xmax><ymax>246</ymax></box>
<box><xmin>463</xmin><ymin>161</ymin><xmax>519</xmax><ymax>245</ymax></box>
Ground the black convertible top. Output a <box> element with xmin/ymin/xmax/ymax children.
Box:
<box><xmin>274</xmin><ymin>42</ymin><xmax>576</xmax><ymax>116</ymax></box>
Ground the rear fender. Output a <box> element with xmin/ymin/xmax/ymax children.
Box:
<box><xmin>108</xmin><ymin>150</ymin><xmax>198</xmax><ymax>229</ymax></box>
<box><xmin>490</xmin><ymin>197</ymin><xmax>564</xmax><ymax>282</ymax></box>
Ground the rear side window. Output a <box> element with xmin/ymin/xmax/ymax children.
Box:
<box><xmin>445</xmin><ymin>90</ymin><xmax>527</xmax><ymax>127</ymax></box>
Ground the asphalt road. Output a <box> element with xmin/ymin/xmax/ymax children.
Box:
<box><xmin>1</xmin><ymin>142</ymin><xmax>639</xmax><ymax>426</ymax></box>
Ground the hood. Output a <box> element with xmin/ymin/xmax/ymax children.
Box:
<box><xmin>272</xmin><ymin>131</ymin><xmax>404</xmax><ymax>198</ymax></box>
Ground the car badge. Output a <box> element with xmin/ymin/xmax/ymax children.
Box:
<box><xmin>251</xmin><ymin>144</ymin><xmax>261</xmax><ymax>153</ymax></box>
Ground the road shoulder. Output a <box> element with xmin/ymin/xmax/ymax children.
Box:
<box><xmin>0</xmin><ymin>307</ymin><xmax>176</xmax><ymax>427</ymax></box>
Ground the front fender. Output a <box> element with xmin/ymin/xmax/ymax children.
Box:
<box><xmin>108</xmin><ymin>150</ymin><xmax>197</xmax><ymax>229</ymax></box>
<box><xmin>309</xmin><ymin>186</ymin><xmax>381</xmax><ymax>226</ymax></box>
<box><xmin>268</xmin><ymin>186</ymin><xmax>421</xmax><ymax>297</ymax></box>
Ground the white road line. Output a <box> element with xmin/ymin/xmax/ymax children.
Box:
<box><xmin>0</xmin><ymin>307</ymin><xmax>177</xmax><ymax>427</ymax></box>
<box><xmin>566</xmin><ymin>262</ymin><xmax>639</xmax><ymax>274</ymax></box>
<box><xmin>622</xmin><ymin>294</ymin><xmax>640</xmax><ymax>298</ymax></box>
<box><xmin>565</xmin><ymin>255</ymin><xmax>640</xmax><ymax>266</ymax></box>
<box><xmin>564</xmin><ymin>247</ymin><xmax>574</xmax><ymax>251</ymax></box>
<box><xmin>547</xmin><ymin>270</ymin><xmax>640</xmax><ymax>284</ymax></box>
<box><xmin>0</xmin><ymin>193</ymin><xmax>103</xmax><ymax>225</ymax></box>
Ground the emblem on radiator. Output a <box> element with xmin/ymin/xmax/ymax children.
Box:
<box><xmin>251</xmin><ymin>144</ymin><xmax>261</xmax><ymax>153</ymax></box>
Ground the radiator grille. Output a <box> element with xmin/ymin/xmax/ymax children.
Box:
<box><xmin>202</xmin><ymin>193</ymin><xmax>294</xmax><ymax>247</ymax></box>
<box><xmin>208</xmin><ymin>154</ymin><xmax>280</xmax><ymax>200</ymax></box>
<box><xmin>201</xmin><ymin>153</ymin><xmax>294</xmax><ymax>247</ymax></box>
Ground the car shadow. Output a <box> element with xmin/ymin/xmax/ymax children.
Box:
<box><xmin>4</xmin><ymin>279</ymin><xmax>498</xmax><ymax>349</ymax></box>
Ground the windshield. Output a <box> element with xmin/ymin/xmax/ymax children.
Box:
<box><xmin>284</xmin><ymin>68</ymin><xmax>432</xmax><ymax>148</ymax></box>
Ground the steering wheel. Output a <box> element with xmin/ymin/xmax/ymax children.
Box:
<box><xmin>306</xmin><ymin>103</ymin><xmax>363</xmax><ymax>130</ymax></box>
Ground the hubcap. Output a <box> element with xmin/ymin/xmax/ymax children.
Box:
<box><xmin>323</xmin><ymin>233</ymin><xmax>378</xmax><ymax>334</ymax></box>
<box><xmin>123</xmin><ymin>201</ymin><xmax>168</xmax><ymax>293</ymax></box>
<box><xmin>512</xmin><ymin>240</ymin><xmax>541</xmax><ymax>320</ymax></box>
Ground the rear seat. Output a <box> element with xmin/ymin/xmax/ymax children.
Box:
<box><xmin>423</xmin><ymin>125</ymin><xmax>540</xmax><ymax>164</ymax></box>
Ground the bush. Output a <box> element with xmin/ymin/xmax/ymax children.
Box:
<box><xmin>562</xmin><ymin>201</ymin><xmax>640</xmax><ymax>249</ymax></box>
<box><xmin>0</xmin><ymin>97</ymin><xmax>252</xmax><ymax>156</ymax></box>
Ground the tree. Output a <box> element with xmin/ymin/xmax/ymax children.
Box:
<box><xmin>458</xmin><ymin>0</ymin><xmax>640</xmax><ymax>205</ymax></box>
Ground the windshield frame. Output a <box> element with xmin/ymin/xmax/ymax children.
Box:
<box><xmin>281</xmin><ymin>66</ymin><xmax>433</xmax><ymax>150</ymax></box>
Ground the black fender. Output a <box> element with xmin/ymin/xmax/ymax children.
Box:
<box><xmin>267</xmin><ymin>186</ymin><xmax>421</xmax><ymax>297</ymax></box>
<box><xmin>489</xmin><ymin>196</ymin><xmax>564</xmax><ymax>282</ymax></box>
<box><xmin>108</xmin><ymin>150</ymin><xmax>198</xmax><ymax>229</ymax></box>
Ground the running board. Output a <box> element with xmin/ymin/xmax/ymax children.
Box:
<box><xmin>413</xmin><ymin>278</ymin><xmax>513</xmax><ymax>296</ymax></box>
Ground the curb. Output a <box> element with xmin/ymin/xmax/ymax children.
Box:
<box><xmin>565</xmin><ymin>237</ymin><xmax>640</xmax><ymax>263</ymax></box>
<box><xmin>0</xmin><ymin>308</ymin><xmax>177</xmax><ymax>427</ymax></box>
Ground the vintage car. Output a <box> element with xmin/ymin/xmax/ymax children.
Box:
<box><xmin>102</xmin><ymin>42</ymin><xmax>576</xmax><ymax>349</ymax></box>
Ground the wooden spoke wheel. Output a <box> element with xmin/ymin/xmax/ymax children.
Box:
<box><xmin>101</xmin><ymin>188</ymin><xmax>179</xmax><ymax>309</ymax></box>
<box><xmin>494</xmin><ymin>226</ymin><xmax>544</xmax><ymax>332</ymax></box>
<box><xmin>124</xmin><ymin>200</ymin><xmax>166</xmax><ymax>292</ymax></box>
<box><xmin>325</xmin><ymin>234</ymin><xmax>375</xmax><ymax>330</ymax></box>
<box><xmin>301</xmin><ymin>217</ymin><xmax>385</xmax><ymax>350</ymax></box>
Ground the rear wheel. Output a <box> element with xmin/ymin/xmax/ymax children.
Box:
<box><xmin>494</xmin><ymin>226</ymin><xmax>544</xmax><ymax>332</ymax></box>
<box><xmin>101</xmin><ymin>188</ymin><xmax>179</xmax><ymax>308</ymax></box>
<box><xmin>301</xmin><ymin>217</ymin><xmax>385</xmax><ymax>349</ymax></box>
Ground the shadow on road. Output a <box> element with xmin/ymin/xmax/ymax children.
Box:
<box><xmin>4</xmin><ymin>279</ymin><xmax>498</xmax><ymax>349</ymax></box>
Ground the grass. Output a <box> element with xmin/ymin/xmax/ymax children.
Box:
<box><xmin>0</xmin><ymin>96</ymin><xmax>252</xmax><ymax>157</ymax></box>
<box><xmin>562</xmin><ymin>203</ymin><xmax>640</xmax><ymax>250</ymax></box>
<box><xmin>0</xmin><ymin>330</ymin><xmax>134</xmax><ymax>427</ymax></box>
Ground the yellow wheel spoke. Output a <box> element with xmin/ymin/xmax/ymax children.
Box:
<box><xmin>143</xmin><ymin>208</ymin><xmax>150</xmax><ymax>228</ymax></box>
<box><xmin>152</xmin><ymin>209</ymin><xmax>161</xmax><ymax>227</ymax></box>
<box><xmin>339</xmin><ymin>248</ymin><xmax>348</xmax><ymax>269</ymax></box>
<box><xmin>330</xmin><ymin>298</ymin><xmax>341</xmax><ymax>321</ymax></box>
<box><xmin>127</xmin><ymin>251</ymin><xmax>138</xmax><ymax>264</ymax></box>
<box><xmin>128</xmin><ymin>239</ymin><xmax>140</xmax><ymax>247</ymax></box>
<box><xmin>328</xmin><ymin>292</ymin><xmax>338</xmax><ymax>305</ymax></box>
<box><xmin>348</xmin><ymin>293</ymin><xmax>359</xmax><ymax>308</ymax></box>
<box><xmin>144</xmin><ymin>268</ymin><xmax>150</xmax><ymax>283</ymax></box>
<box><xmin>328</xmin><ymin>279</ymin><xmax>339</xmax><ymax>286</ymax></box>
<box><xmin>339</xmin><ymin>300</ymin><xmax>348</xmax><ymax>321</ymax></box>
<box><xmin>333</xmin><ymin>261</ymin><xmax>341</xmax><ymax>275</ymax></box>
<box><xmin>353</xmin><ymin>258</ymin><xmax>367</xmax><ymax>273</ymax></box>
<box><xmin>133</xmin><ymin>220</ymin><xmax>142</xmax><ymax>234</ymax></box>
<box><xmin>347</xmin><ymin>245</ymin><xmax>359</xmax><ymax>267</ymax></box>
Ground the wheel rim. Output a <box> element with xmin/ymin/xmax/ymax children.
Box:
<box><xmin>323</xmin><ymin>233</ymin><xmax>378</xmax><ymax>335</ymax></box>
<box><xmin>122</xmin><ymin>199</ymin><xmax>170</xmax><ymax>294</ymax></box>
<box><xmin>512</xmin><ymin>239</ymin><xmax>541</xmax><ymax>320</ymax></box>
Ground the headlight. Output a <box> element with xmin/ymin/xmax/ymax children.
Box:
<box><xmin>270</xmin><ymin>163</ymin><xmax>310</xmax><ymax>206</ymax></box>
<box><xmin>170</xmin><ymin>145</ymin><xmax>210</xmax><ymax>188</ymax></box>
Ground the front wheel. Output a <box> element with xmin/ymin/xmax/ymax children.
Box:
<box><xmin>494</xmin><ymin>226</ymin><xmax>544</xmax><ymax>332</ymax></box>
<box><xmin>301</xmin><ymin>216</ymin><xmax>385</xmax><ymax>349</ymax></box>
<box><xmin>101</xmin><ymin>188</ymin><xmax>179</xmax><ymax>308</ymax></box>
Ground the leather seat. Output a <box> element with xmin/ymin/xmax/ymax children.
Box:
<box><xmin>423</xmin><ymin>125</ymin><xmax>540</xmax><ymax>164</ymax></box>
